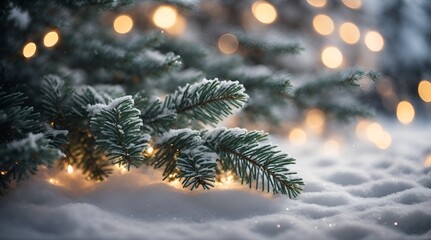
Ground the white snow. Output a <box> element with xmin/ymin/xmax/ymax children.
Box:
<box><xmin>7</xmin><ymin>7</ymin><xmax>30</xmax><ymax>29</ymax></box>
<box><xmin>0</xmin><ymin>119</ymin><xmax>430</xmax><ymax>240</ymax></box>
<box><xmin>87</xmin><ymin>95</ymin><xmax>133</xmax><ymax>116</ymax></box>
<box><xmin>8</xmin><ymin>132</ymin><xmax>44</xmax><ymax>150</ymax></box>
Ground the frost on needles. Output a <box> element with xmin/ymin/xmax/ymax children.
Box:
<box><xmin>0</xmin><ymin>75</ymin><xmax>304</xmax><ymax>197</ymax></box>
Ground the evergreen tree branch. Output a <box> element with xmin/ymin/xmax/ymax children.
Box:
<box><xmin>203</xmin><ymin>128</ymin><xmax>304</xmax><ymax>198</ymax></box>
<box><xmin>89</xmin><ymin>96</ymin><xmax>149</xmax><ymax>169</ymax></box>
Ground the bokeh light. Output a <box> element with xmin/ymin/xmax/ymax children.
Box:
<box><xmin>365</xmin><ymin>31</ymin><xmax>384</xmax><ymax>52</ymax></box>
<box><xmin>152</xmin><ymin>5</ymin><xmax>178</xmax><ymax>29</ymax></box>
<box><xmin>67</xmin><ymin>164</ymin><xmax>74</xmax><ymax>174</ymax></box>
<box><xmin>356</xmin><ymin>120</ymin><xmax>370</xmax><ymax>139</ymax></box>
<box><xmin>374</xmin><ymin>131</ymin><xmax>392</xmax><ymax>150</ymax></box>
<box><xmin>396</xmin><ymin>101</ymin><xmax>415</xmax><ymax>124</ymax></box>
<box><xmin>289</xmin><ymin>128</ymin><xmax>307</xmax><ymax>146</ymax></box>
<box><xmin>321</xmin><ymin>46</ymin><xmax>343</xmax><ymax>69</ymax></box>
<box><xmin>424</xmin><ymin>154</ymin><xmax>431</xmax><ymax>167</ymax></box>
<box><xmin>339</xmin><ymin>22</ymin><xmax>360</xmax><ymax>44</ymax></box>
<box><xmin>252</xmin><ymin>1</ymin><xmax>277</xmax><ymax>24</ymax></box>
<box><xmin>164</xmin><ymin>15</ymin><xmax>187</xmax><ymax>36</ymax></box>
<box><xmin>43</xmin><ymin>31</ymin><xmax>59</xmax><ymax>47</ymax></box>
<box><xmin>313</xmin><ymin>14</ymin><xmax>334</xmax><ymax>35</ymax></box>
<box><xmin>22</xmin><ymin>42</ymin><xmax>37</xmax><ymax>58</ymax></box>
<box><xmin>306</xmin><ymin>0</ymin><xmax>327</xmax><ymax>8</ymax></box>
<box><xmin>366</xmin><ymin>122</ymin><xmax>383</xmax><ymax>142</ymax></box>
<box><xmin>113</xmin><ymin>15</ymin><xmax>133</xmax><ymax>34</ymax></box>
<box><xmin>218</xmin><ymin>34</ymin><xmax>239</xmax><ymax>54</ymax></box>
<box><xmin>418</xmin><ymin>80</ymin><xmax>431</xmax><ymax>102</ymax></box>
<box><xmin>341</xmin><ymin>0</ymin><xmax>362</xmax><ymax>9</ymax></box>
<box><xmin>305</xmin><ymin>109</ymin><xmax>325</xmax><ymax>133</ymax></box>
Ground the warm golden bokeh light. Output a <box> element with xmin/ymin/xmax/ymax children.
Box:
<box><xmin>396</xmin><ymin>101</ymin><xmax>415</xmax><ymax>124</ymax></box>
<box><xmin>321</xmin><ymin>46</ymin><xmax>343</xmax><ymax>69</ymax></box>
<box><xmin>22</xmin><ymin>42</ymin><xmax>37</xmax><ymax>58</ymax></box>
<box><xmin>305</xmin><ymin>109</ymin><xmax>325</xmax><ymax>133</ymax></box>
<box><xmin>374</xmin><ymin>131</ymin><xmax>392</xmax><ymax>150</ymax></box>
<box><xmin>252</xmin><ymin>1</ymin><xmax>277</xmax><ymax>24</ymax></box>
<box><xmin>356</xmin><ymin>120</ymin><xmax>370</xmax><ymax>139</ymax></box>
<box><xmin>48</xmin><ymin>178</ymin><xmax>60</xmax><ymax>185</ymax></box>
<box><xmin>289</xmin><ymin>128</ymin><xmax>307</xmax><ymax>146</ymax></box>
<box><xmin>218</xmin><ymin>34</ymin><xmax>239</xmax><ymax>54</ymax></box>
<box><xmin>146</xmin><ymin>146</ymin><xmax>154</xmax><ymax>155</ymax></box>
<box><xmin>365</xmin><ymin>31</ymin><xmax>384</xmax><ymax>52</ymax></box>
<box><xmin>306</xmin><ymin>0</ymin><xmax>327</xmax><ymax>8</ymax></box>
<box><xmin>313</xmin><ymin>14</ymin><xmax>334</xmax><ymax>35</ymax></box>
<box><xmin>339</xmin><ymin>22</ymin><xmax>360</xmax><ymax>44</ymax></box>
<box><xmin>43</xmin><ymin>31</ymin><xmax>59</xmax><ymax>47</ymax></box>
<box><xmin>366</xmin><ymin>122</ymin><xmax>383</xmax><ymax>142</ymax></box>
<box><xmin>341</xmin><ymin>0</ymin><xmax>362</xmax><ymax>9</ymax></box>
<box><xmin>113</xmin><ymin>15</ymin><xmax>133</xmax><ymax>34</ymax></box>
<box><xmin>67</xmin><ymin>164</ymin><xmax>74</xmax><ymax>174</ymax></box>
<box><xmin>424</xmin><ymin>154</ymin><xmax>431</xmax><ymax>167</ymax></box>
<box><xmin>418</xmin><ymin>80</ymin><xmax>431</xmax><ymax>102</ymax></box>
<box><xmin>152</xmin><ymin>5</ymin><xmax>178</xmax><ymax>29</ymax></box>
<box><xmin>164</xmin><ymin>15</ymin><xmax>186</xmax><ymax>36</ymax></box>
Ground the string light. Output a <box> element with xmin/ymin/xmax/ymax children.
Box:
<box><xmin>418</xmin><ymin>80</ymin><xmax>431</xmax><ymax>102</ymax></box>
<box><xmin>251</xmin><ymin>1</ymin><xmax>277</xmax><ymax>24</ymax></box>
<box><xmin>218</xmin><ymin>34</ymin><xmax>239</xmax><ymax>54</ymax></box>
<box><xmin>43</xmin><ymin>31</ymin><xmax>59</xmax><ymax>47</ymax></box>
<box><xmin>288</xmin><ymin>128</ymin><xmax>307</xmax><ymax>146</ymax></box>
<box><xmin>0</xmin><ymin>170</ymin><xmax>7</xmax><ymax>175</ymax></box>
<box><xmin>306</xmin><ymin>0</ymin><xmax>327</xmax><ymax>8</ymax></box>
<box><xmin>113</xmin><ymin>15</ymin><xmax>133</xmax><ymax>34</ymax></box>
<box><xmin>365</xmin><ymin>31</ymin><xmax>384</xmax><ymax>52</ymax></box>
<box><xmin>48</xmin><ymin>178</ymin><xmax>60</xmax><ymax>185</ymax></box>
<box><xmin>116</xmin><ymin>163</ymin><xmax>127</xmax><ymax>174</ymax></box>
<box><xmin>339</xmin><ymin>22</ymin><xmax>360</xmax><ymax>44</ymax></box>
<box><xmin>396</xmin><ymin>101</ymin><xmax>415</xmax><ymax>125</ymax></box>
<box><xmin>313</xmin><ymin>14</ymin><xmax>334</xmax><ymax>36</ymax></box>
<box><xmin>22</xmin><ymin>42</ymin><xmax>37</xmax><ymax>58</ymax></box>
<box><xmin>152</xmin><ymin>5</ymin><xmax>178</xmax><ymax>29</ymax></box>
<box><xmin>341</xmin><ymin>0</ymin><xmax>362</xmax><ymax>9</ymax></box>
<box><xmin>67</xmin><ymin>164</ymin><xmax>74</xmax><ymax>174</ymax></box>
<box><xmin>424</xmin><ymin>154</ymin><xmax>431</xmax><ymax>167</ymax></box>
<box><xmin>321</xmin><ymin>46</ymin><xmax>343</xmax><ymax>69</ymax></box>
<box><xmin>146</xmin><ymin>146</ymin><xmax>154</xmax><ymax>155</ymax></box>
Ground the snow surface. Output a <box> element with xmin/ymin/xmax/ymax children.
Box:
<box><xmin>0</xmin><ymin>119</ymin><xmax>430</xmax><ymax>240</ymax></box>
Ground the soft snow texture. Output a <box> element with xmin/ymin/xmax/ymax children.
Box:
<box><xmin>0</xmin><ymin>119</ymin><xmax>430</xmax><ymax>240</ymax></box>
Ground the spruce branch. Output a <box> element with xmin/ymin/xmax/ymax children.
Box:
<box><xmin>40</xmin><ymin>75</ymin><xmax>74</xmax><ymax>126</ymax></box>
<box><xmin>89</xmin><ymin>96</ymin><xmax>149</xmax><ymax>169</ymax></box>
<box><xmin>166</xmin><ymin>79</ymin><xmax>248</xmax><ymax>125</ymax></box>
<box><xmin>203</xmin><ymin>128</ymin><xmax>304</xmax><ymax>198</ymax></box>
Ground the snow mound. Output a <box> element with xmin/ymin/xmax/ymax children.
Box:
<box><xmin>0</xmin><ymin>120</ymin><xmax>430</xmax><ymax>240</ymax></box>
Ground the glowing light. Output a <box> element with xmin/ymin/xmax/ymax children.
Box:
<box><xmin>218</xmin><ymin>34</ymin><xmax>239</xmax><ymax>54</ymax></box>
<box><xmin>321</xmin><ymin>46</ymin><xmax>343</xmax><ymax>69</ymax></box>
<box><xmin>43</xmin><ymin>31</ymin><xmax>60</xmax><ymax>48</ymax></box>
<box><xmin>418</xmin><ymin>80</ymin><xmax>431</xmax><ymax>102</ymax></box>
<box><xmin>396</xmin><ymin>101</ymin><xmax>415</xmax><ymax>124</ymax></box>
<box><xmin>305</xmin><ymin>109</ymin><xmax>325</xmax><ymax>134</ymax></box>
<box><xmin>313</xmin><ymin>14</ymin><xmax>334</xmax><ymax>36</ymax></box>
<box><xmin>289</xmin><ymin>128</ymin><xmax>307</xmax><ymax>146</ymax></box>
<box><xmin>424</xmin><ymin>154</ymin><xmax>431</xmax><ymax>167</ymax></box>
<box><xmin>341</xmin><ymin>0</ymin><xmax>362</xmax><ymax>9</ymax></box>
<box><xmin>67</xmin><ymin>164</ymin><xmax>74</xmax><ymax>174</ymax></box>
<box><xmin>22</xmin><ymin>42</ymin><xmax>37</xmax><ymax>58</ymax></box>
<box><xmin>339</xmin><ymin>22</ymin><xmax>360</xmax><ymax>44</ymax></box>
<box><xmin>113</xmin><ymin>15</ymin><xmax>133</xmax><ymax>34</ymax></box>
<box><xmin>146</xmin><ymin>146</ymin><xmax>154</xmax><ymax>155</ymax></box>
<box><xmin>252</xmin><ymin>1</ymin><xmax>277</xmax><ymax>24</ymax></box>
<box><xmin>306</xmin><ymin>0</ymin><xmax>327</xmax><ymax>8</ymax></box>
<box><xmin>152</xmin><ymin>5</ymin><xmax>178</xmax><ymax>29</ymax></box>
<box><xmin>0</xmin><ymin>170</ymin><xmax>6</xmax><ymax>175</ymax></box>
<box><xmin>48</xmin><ymin>178</ymin><xmax>60</xmax><ymax>185</ymax></box>
<box><xmin>374</xmin><ymin>130</ymin><xmax>392</xmax><ymax>150</ymax></box>
<box><xmin>356</xmin><ymin>120</ymin><xmax>370</xmax><ymax>139</ymax></box>
<box><xmin>116</xmin><ymin>163</ymin><xmax>127</xmax><ymax>174</ymax></box>
<box><xmin>365</xmin><ymin>31</ymin><xmax>384</xmax><ymax>52</ymax></box>
<box><xmin>164</xmin><ymin>15</ymin><xmax>187</xmax><ymax>36</ymax></box>
<box><xmin>366</xmin><ymin>122</ymin><xmax>383</xmax><ymax>142</ymax></box>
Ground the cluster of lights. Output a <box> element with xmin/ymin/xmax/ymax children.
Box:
<box><xmin>307</xmin><ymin>0</ymin><xmax>384</xmax><ymax>69</ymax></box>
<box><xmin>22</xmin><ymin>30</ymin><xmax>60</xmax><ymax>58</ymax></box>
<box><xmin>356</xmin><ymin>120</ymin><xmax>392</xmax><ymax>150</ymax></box>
